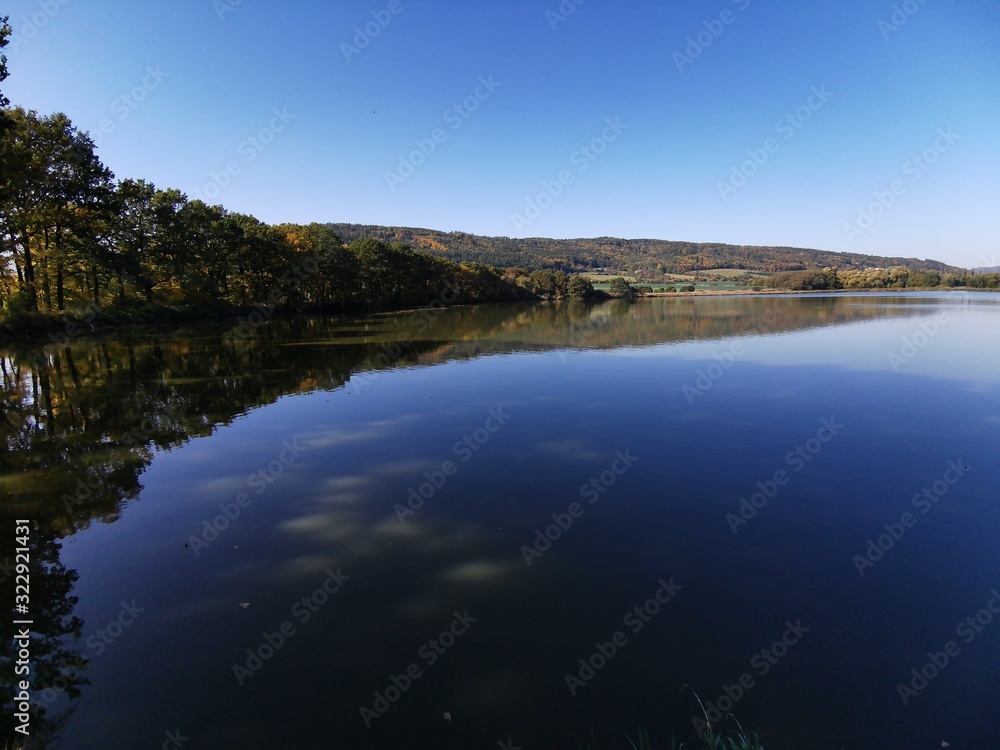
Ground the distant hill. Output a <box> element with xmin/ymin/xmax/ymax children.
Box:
<box><xmin>974</xmin><ymin>265</ymin><xmax>1000</xmax><ymax>273</ymax></box>
<box><xmin>324</xmin><ymin>223</ymin><xmax>958</xmax><ymax>277</ymax></box>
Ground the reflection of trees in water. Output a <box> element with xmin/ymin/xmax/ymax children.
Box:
<box><xmin>0</xmin><ymin>522</ymin><xmax>86</xmax><ymax>750</ymax></box>
<box><xmin>0</xmin><ymin>295</ymin><xmax>936</xmax><ymax>746</ymax></box>
<box><xmin>0</xmin><ymin>297</ymin><xmax>926</xmax><ymax>529</ymax></box>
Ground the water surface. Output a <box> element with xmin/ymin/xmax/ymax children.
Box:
<box><xmin>2</xmin><ymin>293</ymin><xmax>999</xmax><ymax>749</ymax></box>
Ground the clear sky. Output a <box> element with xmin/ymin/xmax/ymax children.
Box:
<box><xmin>4</xmin><ymin>0</ymin><xmax>999</xmax><ymax>267</ymax></box>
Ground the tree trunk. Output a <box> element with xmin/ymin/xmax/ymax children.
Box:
<box><xmin>21</xmin><ymin>229</ymin><xmax>38</xmax><ymax>311</ymax></box>
<box><xmin>40</xmin><ymin>253</ymin><xmax>52</xmax><ymax>311</ymax></box>
<box><xmin>56</xmin><ymin>260</ymin><xmax>65</xmax><ymax>310</ymax></box>
<box><xmin>54</xmin><ymin>223</ymin><xmax>66</xmax><ymax>310</ymax></box>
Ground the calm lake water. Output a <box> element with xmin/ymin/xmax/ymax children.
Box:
<box><xmin>2</xmin><ymin>292</ymin><xmax>999</xmax><ymax>750</ymax></box>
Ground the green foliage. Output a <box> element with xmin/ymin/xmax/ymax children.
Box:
<box><xmin>567</xmin><ymin>275</ymin><xmax>595</xmax><ymax>298</ymax></box>
<box><xmin>680</xmin><ymin>284</ymin><xmax>696</xmax><ymax>292</ymax></box>
<box><xmin>324</xmin><ymin>223</ymin><xmax>959</xmax><ymax>277</ymax></box>
<box><xmin>0</xmin><ymin>106</ymin><xmax>525</xmax><ymax>320</ymax></box>
<box><xmin>2</xmin><ymin>46</ymin><xmax>981</xmax><ymax>323</ymax></box>
<box><xmin>608</xmin><ymin>277</ymin><xmax>637</xmax><ymax>298</ymax></box>
<box><xmin>762</xmin><ymin>267</ymin><xmax>841</xmax><ymax>291</ymax></box>
<box><xmin>528</xmin><ymin>268</ymin><xmax>569</xmax><ymax>296</ymax></box>
<box><xmin>0</xmin><ymin>15</ymin><xmax>10</xmax><ymax>111</ymax></box>
<box><xmin>763</xmin><ymin>265</ymin><xmax>999</xmax><ymax>291</ymax></box>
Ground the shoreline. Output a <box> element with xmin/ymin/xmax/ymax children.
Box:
<box><xmin>642</xmin><ymin>285</ymin><xmax>995</xmax><ymax>298</ymax></box>
<box><xmin>1</xmin><ymin>286</ymin><xmax>992</xmax><ymax>343</ymax></box>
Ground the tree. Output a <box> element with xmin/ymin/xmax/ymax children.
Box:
<box><xmin>0</xmin><ymin>15</ymin><xmax>11</xmax><ymax>112</ymax></box>
<box><xmin>40</xmin><ymin>114</ymin><xmax>116</xmax><ymax>308</ymax></box>
<box><xmin>608</xmin><ymin>277</ymin><xmax>636</xmax><ymax>298</ymax></box>
<box><xmin>528</xmin><ymin>269</ymin><xmax>558</xmax><ymax>296</ymax></box>
<box><xmin>280</xmin><ymin>222</ymin><xmax>356</xmax><ymax>306</ymax></box>
<box><xmin>0</xmin><ymin>108</ymin><xmax>116</xmax><ymax>311</ymax></box>
<box><xmin>567</xmin><ymin>275</ymin><xmax>594</xmax><ymax>298</ymax></box>
<box><xmin>111</xmin><ymin>178</ymin><xmax>157</xmax><ymax>302</ymax></box>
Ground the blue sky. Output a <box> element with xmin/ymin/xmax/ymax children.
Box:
<box><xmin>5</xmin><ymin>0</ymin><xmax>999</xmax><ymax>267</ymax></box>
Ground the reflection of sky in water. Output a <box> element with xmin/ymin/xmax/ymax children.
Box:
<box><xmin>606</xmin><ymin>293</ymin><xmax>1000</xmax><ymax>383</ymax></box>
<box><xmin>55</xmin><ymin>293</ymin><xmax>1000</xmax><ymax>750</ymax></box>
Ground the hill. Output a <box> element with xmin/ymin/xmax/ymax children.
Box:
<box><xmin>324</xmin><ymin>224</ymin><xmax>960</xmax><ymax>278</ymax></box>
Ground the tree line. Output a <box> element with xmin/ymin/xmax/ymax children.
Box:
<box><xmin>326</xmin><ymin>223</ymin><xmax>962</xmax><ymax>279</ymax></box>
<box><xmin>763</xmin><ymin>266</ymin><xmax>1000</xmax><ymax>291</ymax></box>
<box><xmin>0</xmin><ymin>100</ymin><xmax>543</xmax><ymax>316</ymax></box>
<box><xmin>0</xmin><ymin>19</ymin><xmax>603</xmax><ymax>325</ymax></box>
<box><xmin>3</xmin><ymin>15</ymin><xmax>986</xmax><ymax>326</ymax></box>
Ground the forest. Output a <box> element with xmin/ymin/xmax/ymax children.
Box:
<box><xmin>763</xmin><ymin>266</ymin><xmax>1000</xmax><ymax>291</ymax></box>
<box><xmin>1</xmin><ymin>15</ymin><xmax>990</xmax><ymax>336</ymax></box>
<box><xmin>0</xmin><ymin>18</ymin><xmax>573</xmax><ymax>328</ymax></box>
<box><xmin>325</xmin><ymin>223</ymin><xmax>962</xmax><ymax>278</ymax></box>
<box><xmin>0</xmin><ymin>101</ymin><xmax>542</xmax><ymax>320</ymax></box>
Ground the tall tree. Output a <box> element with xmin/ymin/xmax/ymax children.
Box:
<box><xmin>39</xmin><ymin>114</ymin><xmax>115</xmax><ymax>308</ymax></box>
<box><xmin>0</xmin><ymin>15</ymin><xmax>11</xmax><ymax>114</ymax></box>
<box><xmin>110</xmin><ymin>178</ymin><xmax>157</xmax><ymax>303</ymax></box>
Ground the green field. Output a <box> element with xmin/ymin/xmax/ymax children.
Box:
<box><xmin>580</xmin><ymin>273</ymin><xmax>638</xmax><ymax>283</ymax></box>
<box><xmin>580</xmin><ymin>270</ymin><xmax>768</xmax><ymax>293</ymax></box>
<box><xmin>695</xmin><ymin>268</ymin><xmax>770</xmax><ymax>278</ymax></box>
<box><xmin>589</xmin><ymin>280</ymin><xmax>748</xmax><ymax>293</ymax></box>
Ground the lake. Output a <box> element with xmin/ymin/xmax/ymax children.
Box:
<box><xmin>3</xmin><ymin>292</ymin><xmax>999</xmax><ymax>749</ymax></box>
